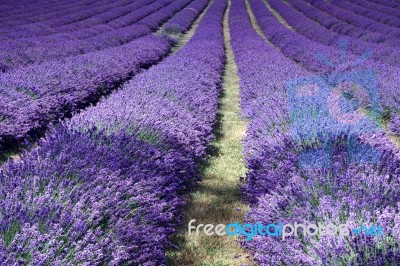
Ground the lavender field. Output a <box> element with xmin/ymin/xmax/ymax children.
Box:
<box><xmin>0</xmin><ymin>0</ymin><xmax>399</xmax><ymax>265</ymax></box>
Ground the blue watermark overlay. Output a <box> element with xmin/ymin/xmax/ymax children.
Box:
<box><xmin>286</xmin><ymin>39</ymin><xmax>382</xmax><ymax>168</ymax></box>
<box><xmin>188</xmin><ymin>220</ymin><xmax>384</xmax><ymax>241</ymax></box>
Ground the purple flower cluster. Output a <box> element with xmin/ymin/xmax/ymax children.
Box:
<box><xmin>390</xmin><ymin>115</ymin><xmax>400</xmax><ymax>136</ymax></box>
<box><xmin>0</xmin><ymin>0</ymin><xmax>227</xmax><ymax>264</ymax></box>
<box><xmin>163</xmin><ymin>0</ymin><xmax>210</xmax><ymax>33</ymax></box>
<box><xmin>0</xmin><ymin>128</ymin><xmax>196</xmax><ymax>265</ymax></box>
<box><xmin>231</xmin><ymin>0</ymin><xmax>400</xmax><ymax>264</ymax></box>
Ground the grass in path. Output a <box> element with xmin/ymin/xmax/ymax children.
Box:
<box><xmin>163</xmin><ymin>0</ymin><xmax>214</xmax><ymax>54</ymax></box>
<box><xmin>0</xmin><ymin>150</ymin><xmax>21</xmax><ymax>166</ymax></box>
<box><xmin>245</xmin><ymin>0</ymin><xmax>274</xmax><ymax>46</ymax></box>
<box><xmin>167</xmin><ymin>2</ymin><xmax>254</xmax><ymax>265</ymax></box>
<box><xmin>263</xmin><ymin>0</ymin><xmax>294</xmax><ymax>31</ymax></box>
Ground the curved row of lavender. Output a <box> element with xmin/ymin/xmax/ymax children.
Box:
<box><xmin>349</xmin><ymin>0</ymin><xmax>400</xmax><ymax>19</ymax></box>
<box><xmin>230</xmin><ymin>0</ymin><xmax>400</xmax><ymax>264</ymax></box>
<box><xmin>163</xmin><ymin>0</ymin><xmax>209</xmax><ymax>33</ymax></box>
<box><xmin>303</xmin><ymin>0</ymin><xmax>400</xmax><ymax>37</ymax></box>
<box><xmin>0</xmin><ymin>0</ymin><xmax>227</xmax><ymax>264</ymax></box>
<box><xmin>368</xmin><ymin>0</ymin><xmax>400</xmax><ymax>9</ymax></box>
<box><xmin>330</xmin><ymin>0</ymin><xmax>400</xmax><ymax>27</ymax></box>
<box><xmin>286</xmin><ymin>0</ymin><xmax>399</xmax><ymax>46</ymax></box>
<box><xmin>249</xmin><ymin>0</ymin><xmax>400</xmax><ymax>135</ymax></box>
<box><xmin>267</xmin><ymin>0</ymin><xmax>400</xmax><ymax>66</ymax></box>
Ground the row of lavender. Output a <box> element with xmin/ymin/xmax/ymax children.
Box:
<box><xmin>0</xmin><ymin>0</ymin><xmax>209</xmax><ymax>150</ymax></box>
<box><xmin>0</xmin><ymin>0</ymin><xmax>226</xmax><ymax>264</ymax></box>
<box><xmin>231</xmin><ymin>0</ymin><xmax>399</xmax><ymax>264</ymax></box>
<box><xmin>249</xmin><ymin>0</ymin><xmax>400</xmax><ymax>134</ymax></box>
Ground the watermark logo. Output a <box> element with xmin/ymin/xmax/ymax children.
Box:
<box><xmin>188</xmin><ymin>220</ymin><xmax>384</xmax><ymax>241</ymax></box>
<box><xmin>286</xmin><ymin>39</ymin><xmax>382</xmax><ymax>168</ymax></box>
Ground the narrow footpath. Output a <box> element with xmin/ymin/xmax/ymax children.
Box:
<box><xmin>168</xmin><ymin>1</ymin><xmax>254</xmax><ymax>265</ymax></box>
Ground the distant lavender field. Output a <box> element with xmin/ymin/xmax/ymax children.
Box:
<box><xmin>0</xmin><ymin>0</ymin><xmax>399</xmax><ymax>265</ymax></box>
